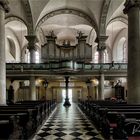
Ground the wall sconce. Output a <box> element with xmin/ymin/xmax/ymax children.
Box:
<box><xmin>92</xmin><ymin>79</ymin><xmax>99</xmax><ymax>86</ymax></box>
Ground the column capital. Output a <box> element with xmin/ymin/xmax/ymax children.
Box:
<box><xmin>0</xmin><ymin>0</ymin><xmax>9</xmax><ymax>13</ymax></box>
<box><xmin>25</xmin><ymin>35</ymin><xmax>37</xmax><ymax>51</ymax></box>
<box><xmin>123</xmin><ymin>0</ymin><xmax>140</xmax><ymax>14</ymax></box>
<box><xmin>97</xmin><ymin>35</ymin><xmax>108</xmax><ymax>51</ymax></box>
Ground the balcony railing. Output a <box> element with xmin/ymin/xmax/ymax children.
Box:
<box><xmin>6</xmin><ymin>61</ymin><xmax>127</xmax><ymax>71</ymax></box>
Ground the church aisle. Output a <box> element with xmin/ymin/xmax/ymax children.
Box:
<box><xmin>33</xmin><ymin>103</ymin><xmax>104</xmax><ymax>140</ymax></box>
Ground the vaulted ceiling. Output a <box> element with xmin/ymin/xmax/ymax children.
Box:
<box><xmin>5</xmin><ymin>0</ymin><xmax>127</xmax><ymax>51</ymax></box>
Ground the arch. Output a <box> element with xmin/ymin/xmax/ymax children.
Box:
<box><xmin>5</xmin><ymin>27</ymin><xmax>21</xmax><ymax>63</ymax></box>
<box><xmin>35</xmin><ymin>9</ymin><xmax>98</xmax><ymax>34</ymax></box>
<box><xmin>22</xmin><ymin>0</ymin><xmax>34</xmax><ymax>34</ymax></box>
<box><xmin>5</xmin><ymin>18</ymin><xmax>28</xmax><ymax>61</ymax></box>
<box><xmin>114</xmin><ymin>37</ymin><xmax>127</xmax><ymax>63</ymax></box>
<box><xmin>5</xmin><ymin>16</ymin><xmax>28</xmax><ymax>28</ymax></box>
<box><xmin>99</xmin><ymin>0</ymin><xmax>111</xmax><ymax>35</ymax></box>
<box><xmin>106</xmin><ymin>16</ymin><xmax>128</xmax><ymax>27</ymax></box>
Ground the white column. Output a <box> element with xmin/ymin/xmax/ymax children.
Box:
<box><xmin>86</xmin><ymin>79</ymin><xmax>92</xmax><ymax>100</ymax></box>
<box><xmin>0</xmin><ymin>1</ymin><xmax>9</xmax><ymax>105</ymax></box>
<box><xmin>124</xmin><ymin>0</ymin><xmax>140</xmax><ymax>104</ymax></box>
<box><xmin>25</xmin><ymin>35</ymin><xmax>37</xmax><ymax>63</ymax></box>
<box><xmin>98</xmin><ymin>73</ymin><xmax>104</xmax><ymax>100</ymax></box>
<box><xmin>97</xmin><ymin>36</ymin><xmax>108</xmax><ymax>63</ymax></box>
<box><xmin>30</xmin><ymin>76</ymin><xmax>36</xmax><ymax>100</ymax></box>
<box><xmin>97</xmin><ymin>36</ymin><xmax>108</xmax><ymax>100</ymax></box>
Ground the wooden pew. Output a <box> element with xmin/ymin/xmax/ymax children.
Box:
<box><xmin>78</xmin><ymin>100</ymin><xmax>140</xmax><ymax>139</ymax></box>
<box><xmin>0</xmin><ymin>100</ymin><xmax>56</xmax><ymax>139</ymax></box>
<box><xmin>0</xmin><ymin>114</ymin><xmax>25</xmax><ymax>139</ymax></box>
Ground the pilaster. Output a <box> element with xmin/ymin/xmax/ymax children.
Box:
<box><xmin>97</xmin><ymin>35</ymin><xmax>108</xmax><ymax>63</ymax></box>
<box><xmin>30</xmin><ymin>76</ymin><xmax>36</xmax><ymax>100</ymax></box>
<box><xmin>0</xmin><ymin>0</ymin><xmax>9</xmax><ymax>105</ymax></box>
<box><xmin>25</xmin><ymin>35</ymin><xmax>37</xmax><ymax>63</ymax></box>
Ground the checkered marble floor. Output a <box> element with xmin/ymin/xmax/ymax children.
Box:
<box><xmin>33</xmin><ymin>103</ymin><xmax>104</xmax><ymax>140</ymax></box>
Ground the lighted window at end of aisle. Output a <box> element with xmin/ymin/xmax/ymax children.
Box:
<box><xmin>62</xmin><ymin>89</ymin><xmax>72</xmax><ymax>101</ymax></box>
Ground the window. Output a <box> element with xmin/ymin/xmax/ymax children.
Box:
<box><xmin>94</xmin><ymin>50</ymin><xmax>108</xmax><ymax>63</ymax></box>
<box><xmin>25</xmin><ymin>49</ymin><xmax>40</xmax><ymax>63</ymax></box>
<box><xmin>117</xmin><ymin>37</ymin><xmax>127</xmax><ymax>63</ymax></box>
<box><xmin>104</xmin><ymin>50</ymin><xmax>109</xmax><ymax>63</ymax></box>
<box><xmin>123</xmin><ymin>40</ymin><xmax>127</xmax><ymax>62</ymax></box>
<box><xmin>94</xmin><ymin>51</ymin><xmax>99</xmax><ymax>63</ymax></box>
<box><xmin>62</xmin><ymin>89</ymin><xmax>72</xmax><ymax>102</ymax></box>
<box><xmin>35</xmin><ymin>51</ymin><xmax>40</xmax><ymax>63</ymax></box>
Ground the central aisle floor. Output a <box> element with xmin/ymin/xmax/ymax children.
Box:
<box><xmin>33</xmin><ymin>103</ymin><xmax>105</xmax><ymax>140</ymax></box>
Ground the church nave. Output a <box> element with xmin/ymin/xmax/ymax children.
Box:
<box><xmin>33</xmin><ymin>103</ymin><xmax>104</xmax><ymax>140</ymax></box>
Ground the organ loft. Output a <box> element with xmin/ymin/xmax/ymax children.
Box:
<box><xmin>41</xmin><ymin>31</ymin><xmax>92</xmax><ymax>62</ymax></box>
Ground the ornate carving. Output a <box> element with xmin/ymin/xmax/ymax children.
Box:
<box><xmin>99</xmin><ymin>0</ymin><xmax>111</xmax><ymax>35</ymax></box>
<box><xmin>97</xmin><ymin>36</ymin><xmax>108</xmax><ymax>51</ymax></box>
<box><xmin>123</xmin><ymin>0</ymin><xmax>140</xmax><ymax>14</ymax></box>
<box><xmin>48</xmin><ymin>30</ymin><xmax>56</xmax><ymax>38</ymax></box>
<box><xmin>22</xmin><ymin>0</ymin><xmax>34</xmax><ymax>34</ymax></box>
<box><xmin>25</xmin><ymin>35</ymin><xmax>37</xmax><ymax>51</ymax></box>
<box><xmin>77</xmin><ymin>31</ymin><xmax>87</xmax><ymax>40</ymax></box>
<box><xmin>0</xmin><ymin>0</ymin><xmax>9</xmax><ymax>12</ymax></box>
<box><xmin>57</xmin><ymin>40</ymin><xmax>75</xmax><ymax>50</ymax></box>
<box><xmin>41</xmin><ymin>30</ymin><xmax>92</xmax><ymax>62</ymax></box>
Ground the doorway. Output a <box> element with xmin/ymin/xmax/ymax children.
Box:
<box><xmin>62</xmin><ymin>89</ymin><xmax>72</xmax><ymax>103</ymax></box>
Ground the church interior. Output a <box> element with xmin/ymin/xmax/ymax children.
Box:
<box><xmin>0</xmin><ymin>0</ymin><xmax>140</xmax><ymax>139</ymax></box>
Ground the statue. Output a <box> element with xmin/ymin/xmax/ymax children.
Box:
<box><xmin>62</xmin><ymin>40</ymin><xmax>71</xmax><ymax>48</ymax></box>
<box><xmin>49</xmin><ymin>30</ymin><xmax>56</xmax><ymax>37</ymax></box>
<box><xmin>7</xmin><ymin>85</ymin><xmax>14</xmax><ymax>104</ymax></box>
<box><xmin>77</xmin><ymin>31</ymin><xmax>84</xmax><ymax>38</ymax></box>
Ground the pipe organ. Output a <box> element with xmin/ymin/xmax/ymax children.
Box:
<box><xmin>41</xmin><ymin>31</ymin><xmax>92</xmax><ymax>62</ymax></box>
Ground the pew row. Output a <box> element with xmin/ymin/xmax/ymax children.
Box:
<box><xmin>0</xmin><ymin>100</ymin><xmax>56</xmax><ymax>139</ymax></box>
<box><xmin>78</xmin><ymin>100</ymin><xmax>140</xmax><ymax>140</ymax></box>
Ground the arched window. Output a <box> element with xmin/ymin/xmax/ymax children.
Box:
<box><xmin>117</xmin><ymin>37</ymin><xmax>127</xmax><ymax>63</ymax></box>
<box><xmin>123</xmin><ymin>40</ymin><xmax>127</xmax><ymax>62</ymax></box>
<box><xmin>104</xmin><ymin>50</ymin><xmax>109</xmax><ymax>63</ymax></box>
<box><xmin>35</xmin><ymin>51</ymin><xmax>40</xmax><ymax>63</ymax></box>
<box><xmin>94</xmin><ymin>51</ymin><xmax>99</xmax><ymax>63</ymax></box>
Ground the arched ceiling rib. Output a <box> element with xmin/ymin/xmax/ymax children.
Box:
<box><xmin>106</xmin><ymin>0</ymin><xmax>125</xmax><ymax>25</ymax></box>
<box><xmin>6</xmin><ymin>0</ymin><xmax>27</xmax><ymax>25</ymax></box>
<box><xmin>29</xmin><ymin>0</ymin><xmax>50</xmax><ymax>27</ymax></box>
<box><xmin>37</xmin><ymin>13</ymin><xmax>96</xmax><ymax>45</ymax></box>
<box><xmin>21</xmin><ymin>0</ymin><xmax>34</xmax><ymax>34</ymax></box>
<box><xmin>5</xmin><ymin>0</ymin><xmax>128</xmax><ymax>50</ymax></box>
<box><xmin>36</xmin><ymin>8</ymin><xmax>98</xmax><ymax>33</ymax></box>
<box><xmin>99</xmin><ymin>0</ymin><xmax>111</xmax><ymax>35</ymax></box>
<box><xmin>36</xmin><ymin>0</ymin><xmax>97</xmax><ymax>26</ymax></box>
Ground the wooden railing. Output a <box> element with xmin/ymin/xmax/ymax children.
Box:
<box><xmin>6</xmin><ymin>61</ymin><xmax>127</xmax><ymax>71</ymax></box>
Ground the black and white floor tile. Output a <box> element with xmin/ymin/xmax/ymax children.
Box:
<box><xmin>33</xmin><ymin>103</ymin><xmax>104</xmax><ymax>140</ymax></box>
